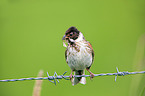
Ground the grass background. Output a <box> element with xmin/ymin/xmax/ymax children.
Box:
<box><xmin>0</xmin><ymin>0</ymin><xmax>145</xmax><ymax>96</ymax></box>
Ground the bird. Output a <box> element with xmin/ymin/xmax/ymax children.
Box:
<box><xmin>62</xmin><ymin>26</ymin><xmax>94</xmax><ymax>85</ymax></box>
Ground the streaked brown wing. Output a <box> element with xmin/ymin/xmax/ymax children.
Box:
<box><xmin>65</xmin><ymin>48</ymin><xmax>68</xmax><ymax>64</ymax></box>
<box><xmin>87</xmin><ymin>41</ymin><xmax>94</xmax><ymax>68</ymax></box>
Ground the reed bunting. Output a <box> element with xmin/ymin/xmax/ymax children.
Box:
<box><xmin>62</xmin><ymin>26</ymin><xmax>94</xmax><ymax>85</ymax></box>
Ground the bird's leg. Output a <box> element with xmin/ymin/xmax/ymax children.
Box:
<box><xmin>69</xmin><ymin>71</ymin><xmax>74</xmax><ymax>80</ymax></box>
<box><xmin>86</xmin><ymin>68</ymin><xmax>95</xmax><ymax>80</ymax></box>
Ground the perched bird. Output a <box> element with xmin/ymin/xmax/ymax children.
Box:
<box><xmin>62</xmin><ymin>26</ymin><xmax>94</xmax><ymax>85</ymax></box>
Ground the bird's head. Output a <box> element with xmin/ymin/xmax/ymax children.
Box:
<box><xmin>62</xmin><ymin>27</ymin><xmax>85</xmax><ymax>45</ymax></box>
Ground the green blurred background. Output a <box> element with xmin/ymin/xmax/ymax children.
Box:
<box><xmin>0</xmin><ymin>0</ymin><xmax>145</xmax><ymax>96</ymax></box>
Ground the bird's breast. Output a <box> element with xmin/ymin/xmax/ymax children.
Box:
<box><xmin>66</xmin><ymin>43</ymin><xmax>92</xmax><ymax>70</ymax></box>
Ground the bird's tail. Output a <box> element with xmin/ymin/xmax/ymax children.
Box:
<box><xmin>72</xmin><ymin>70</ymin><xmax>86</xmax><ymax>85</ymax></box>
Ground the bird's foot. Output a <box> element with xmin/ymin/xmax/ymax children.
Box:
<box><xmin>69</xmin><ymin>74</ymin><xmax>74</xmax><ymax>80</ymax></box>
<box><xmin>90</xmin><ymin>73</ymin><xmax>95</xmax><ymax>80</ymax></box>
<box><xmin>86</xmin><ymin>68</ymin><xmax>95</xmax><ymax>80</ymax></box>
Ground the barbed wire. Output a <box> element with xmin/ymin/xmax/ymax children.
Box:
<box><xmin>0</xmin><ymin>67</ymin><xmax>145</xmax><ymax>85</ymax></box>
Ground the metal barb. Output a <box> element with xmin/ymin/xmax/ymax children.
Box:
<box><xmin>115</xmin><ymin>67</ymin><xmax>119</xmax><ymax>82</ymax></box>
<box><xmin>53</xmin><ymin>75</ymin><xmax>56</xmax><ymax>85</ymax></box>
<box><xmin>61</xmin><ymin>71</ymin><xmax>70</xmax><ymax>80</ymax></box>
<box><xmin>115</xmin><ymin>67</ymin><xmax>128</xmax><ymax>82</ymax></box>
<box><xmin>46</xmin><ymin>72</ymin><xmax>60</xmax><ymax>85</ymax></box>
<box><xmin>47</xmin><ymin>72</ymin><xmax>55</xmax><ymax>83</ymax></box>
<box><xmin>54</xmin><ymin>72</ymin><xmax>59</xmax><ymax>83</ymax></box>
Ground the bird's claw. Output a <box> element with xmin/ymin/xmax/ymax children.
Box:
<box><xmin>69</xmin><ymin>74</ymin><xmax>74</xmax><ymax>80</ymax></box>
<box><xmin>90</xmin><ymin>73</ymin><xmax>95</xmax><ymax>80</ymax></box>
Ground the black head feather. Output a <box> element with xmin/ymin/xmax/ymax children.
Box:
<box><xmin>65</xmin><ymin>26</ymin><xmax>80</xmax><ymax>40</ymax></box>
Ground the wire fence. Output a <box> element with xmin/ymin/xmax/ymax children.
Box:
<box><xmin>0</xmin><ymin>67</ymin><xmax>145</xmax><ymax>85</ymax></box>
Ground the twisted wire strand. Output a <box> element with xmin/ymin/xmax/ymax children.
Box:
<box><xmin>0</xmin><ymin>68</ymin><xmax>145</xmax><ymax>85</ymax></box>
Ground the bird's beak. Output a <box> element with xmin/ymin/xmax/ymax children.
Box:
<box><xmin>62</xmin><ymin>35</ymin><xmax>66</xmax><ymax>40</ymax></box>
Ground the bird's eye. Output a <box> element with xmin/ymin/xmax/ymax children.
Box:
<box><xmin>70</xmin><ymin>32</ymin><xmax>73</xmax><ymax>36</ymax></box>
